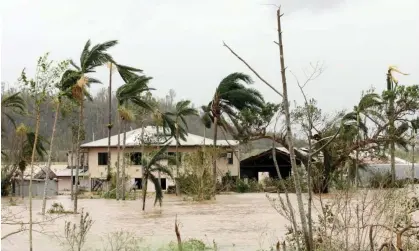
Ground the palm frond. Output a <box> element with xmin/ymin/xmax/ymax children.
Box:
<box><xmin>115</xmin><ymin>64</ymin><xmax>144</xmax><ymax>83</ymax></box>
<box><xmin>148</xmin><ymin>172</ymin><xmax>163</xmax><ymax>206</ymax></box>
<box><xmin>147</xmin><ymin>144</ymin><xmax>169</xmax><ymax>164</ymax></box>
<box><xmin>80</xmin><ymin>39</ymin><xmax>91</xmax><ymax>68</ymax></box>
<box><xmin>69</xmin><ymin>60</ymin><xmax>81</xmax><ymax>71</ymax></box>
<box><xmin>81</xmin><ymin>40</ymin><xmax>118</xmax><ymax>72</ymax></box>
<box><xmin>26</xmin><ymin>132</ymin><xmax>48</xmax><ymax>158</ymax></box>
<box><xmin>150</xmin><ymin>164</ymin><xmax>173</xmax><ymax>178</ymax></box>
<box><xmin>1</xmin><ymin>92</ymin><xmax>25</xmax><ymax>112</ymax></box>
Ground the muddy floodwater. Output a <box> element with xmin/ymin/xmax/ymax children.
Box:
<box><xmin>1</xmin><ymin>193</ymin><xmax>291</xmax><ymax>251</ymax></box>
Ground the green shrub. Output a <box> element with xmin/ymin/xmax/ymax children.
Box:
<box><xmin>47</xmin><ymin>202</ymin><xmax>73</xmax><ymax>214</ymax></box>
<box><xmin>263</xmin><ymin>177</ymin><xmax>307</xmax><ymax>193</ymax></box>
<box><xmin>166</xmin><ymin>239</ymin><xmax>210</xmax><ymax>251</ymax></box>
<box><xmin>368</xmin><ymin>171</ymin><xmax>407</xmax><ymax>188</ymax></box>
<box><xmin>236</xmin><ymin>178</ymin><xmax>262</xmax><ymax>193</ymax></box>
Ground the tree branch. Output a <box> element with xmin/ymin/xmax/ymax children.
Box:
<box><xmin>223</xmin><ymin>42</ymin><xmax>283</xmax><ymax>97</ymax></box>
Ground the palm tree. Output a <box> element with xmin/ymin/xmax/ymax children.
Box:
<box><xmin>12</xmin><ymin>124</ymin><xmax>48</xmax><ymax>198</ymax></box>
<box><xmin>116</xmin><ymin>75</ymin><xmax>153</xmax><ymax>200</ymax></box>
<box><xmin>106</xmin><ymin>63</ymin><xmax>144</xmax><ymax>186</ymax></box>
<box><xmin>61</xmin><ymin>39</ymin><xmax>118</xmax><ymax>213</ymax></box>
<box><xmin>201</xmin><ymin>73</ymin><xmax>264</xmax><ymax>195</ymax></box>
<box><xmin>141</xmin><ymin>144</ymin><xmax>174</xmax><ymax>211</ymax></box>
<box><xmin>386</xmin><ymin>66</ymin><xmax>409</xmax><ymax>183</ymax></box>
<box><xmin>1</xmin><ymin>92</ymin><xmax>26</xmax><ymax>155</ymax></box>
<box><xmin>341</xmin><ymin>92</ymin><xmax>382</xmax><ymax>186</ymax></box>
<box><xmin>167</xmin><ymin>100</ymin><xmax>198</xmax><ymax>195</ymax></box>
<box><xmin>41</xmin><ymin>69</ymin><xmax>77</xmax><ymax>215</ymax></box>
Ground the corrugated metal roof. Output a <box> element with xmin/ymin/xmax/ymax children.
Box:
<box><xmin>21</xmin><ymin>163</ymin><xmax>68</xmax><ymax>179</ymax></box>
<box><xmin>81</xmin><ymin>126</ymin><xmax>239</xmax><ymax>148</ymax></box>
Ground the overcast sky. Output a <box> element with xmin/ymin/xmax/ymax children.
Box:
<box><xmin>1</xmin><ymin>0</ymin><xmax>418</xmax><ymax>112</ymax></box>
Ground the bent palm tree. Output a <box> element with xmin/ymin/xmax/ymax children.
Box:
<box><xmin>61</xmin><ymin>39</ymin><xmax>118</xmax><ymax>213</ymax></box>
<box><xmin>41</xmin><ymin>69</ymin><xmax>78</xmax><ymax>215</ymax></box>
<box><xmin>106</xmin><ymin>63</ymin><xmax>144</xmax><ymax>185</ymax></box>
<box><xmin>341</xmin><ymin>92</ymin><xmax>382</xmax><ymax>186</ymax></box>
<box><xmin>141</xmin><ymin>144</ymin><xmax>174</xmax><ymax>211</ymax></box>
<box><xmin>116</xmin><ymin>75</ymin><xmax>153</xmax><ymax>200</ymax></box>
<box><xmin>201</xmin><ymin>73</ymin><xmax>264</xmax><ymax>195</ymax></box>
<box><xmin>167</xmin><ymin>100</ymin><xmax>198</xmax><ymax>195</ymax></box>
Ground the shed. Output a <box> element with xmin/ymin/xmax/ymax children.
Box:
<box><xmin>240</xmin><ymin>147</ymin><xmax>302</xmax><ymax>181</ymax></box>
<box><xmin>13</xmin><ymin>178</ymin><xmax>58</xmax><ymax>197</ymax></box>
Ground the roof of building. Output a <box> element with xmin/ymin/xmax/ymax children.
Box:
<box><xmin>21</xmin><ymin>163</ymin><xmax>68</xmax><ymax>179</ymax></box>
<box><xmin>240</xmin><ymin>147</ymin><xmax>306</xmax><ymax>160</ymax></box>
<box><xmin>81</xmin><ymin>126</ymin><xmax>239</xmax><ymax>148</ymax></box>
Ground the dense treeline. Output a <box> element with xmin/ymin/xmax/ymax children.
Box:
<box><xmin>1</xmin><ymin>84</ymin><xmax>281</xmax><ymax>161</ymax></box>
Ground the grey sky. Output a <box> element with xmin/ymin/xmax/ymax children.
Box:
<box><xmin>1</xmin><ymin>0</ymin><xmax>418</xmax><ymax>112</ymax></box>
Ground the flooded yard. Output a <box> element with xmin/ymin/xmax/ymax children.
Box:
<box><xmin>1</xmin><ymin>193</ymin><xmax>290</xmax><ymax>251</ymax></box>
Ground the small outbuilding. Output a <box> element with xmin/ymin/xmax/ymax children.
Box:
<box><xmin>240</xmin><ymin>147</ymin><xmax>302</xmax><ymax>181</ymax></box>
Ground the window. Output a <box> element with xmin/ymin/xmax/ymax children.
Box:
<box><xmin>134</xmin><ymin>178</ymin><xmax>142</xmax><ymax>189</ymax></box>
<box><xmin>227</xmin><ymin>152</ymin><xmax>234</xmax><ymax>165</ymax></box>
<box><xmin>98</xmin><ymin>152</ymin><xmax>108</xmax><ymax>165</ymax></box>
<box><xmin>72</xmin><ymin>176</ymin><xmax>80</xmax><ymax>185</ymax></box>
<box><xmin>160</xmin><ymin>178</ymin><xmax>167</xmax><ymax>190</ymax></box>
<box><xmin>130</xmin><ymin>152</ymin><xmax>142</xmax><ymax>165</ymax></box>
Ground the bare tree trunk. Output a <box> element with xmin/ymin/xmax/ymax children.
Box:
<box><xmin>411</xmin><ymin>130</ymin><xmax>416</xmax><ymax>187</ymax></box>
<box><xmin>107</xmin><ymin>63</ymin><xmax>113</xmax><ymax>191</ymax></box>
<box><xmin>272</xmin><ymin>141</ymin><xmax>301</xmax><ymax>251</ymax></box>
<box><xmin>212</xmin><ymin>116</ymin><xmax>218</xmax><ymax>197</ymax></box>
<box><xmin>74</xmin><ymin>99</ymin><xmax>84</xmax><ymax>214</ymax></box>
<box><xmin>156</xmin><ymin>123</ymin><xmax>161</xmax><ymax>194</ymax></box>
<box><xmin>41</xmin><ymin>101</ymin><xmax>60</xmax><ymax>215</ymax></box>
<box><xmin>29</xmin><ymin>106</ymin><xmax>41</xmax><ymax>251</ymax></box>
<box><xmin>175</xmin><ymin>125</ymin><xmax>181</xmax><ymax>196</ymax></box>
<box><xmin>142</xmin><ymin>172</ymin><xmax>148</xmax><ymax>211</ymax></box>
<box><xmin>116</xmin><ymin>115</ymin><xmax>121</xmax><ymax>200</ymax></box>
<box><xmin>21</xmin><ymin>172</ymin><xmax>24</xmax><ymax>199</ymax></box>
<box><xmin>355</xmin><ymin>112</ymin><xmax>360</xmax><ymax>187</ymax></box>
<box><xmin>388</xmin><ymin>71</ymin><xmax>396</xmax><ymax>184</ymax></box>
<box><xmin>276</xmin><ymin>8</ymin><xmax>311</xmax><ymax>250</ymax></box>
<box><xmin>122</xmin><ymin>119</ymin><xmax>127</xmax><ymax>200</ymax></box>
<box><xmin>70</xmin><ymin>143</ymin><xmax>74</xmax><ymax>201</ymax></box>
<box><xmin>141</xmin><ymin>123</ymin><xmax>147</xmax><ymax>210</ymax></box>
<box><xmin>306</xmin><ymin>120</ymin><xmax>314</xmax><ymax>248</ymax></box>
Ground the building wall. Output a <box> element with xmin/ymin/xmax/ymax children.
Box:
<box><xmin>14</xmin><ymin>179</ymin><xmax>58</xmax><ymax>197</ymax></box>
<box><xmin>85</xmin><ymin>146</ymin><xmax>240</xmax><ymax>181</ymax></box>
<box><xmin>57</xmin><ymin>176</ymin><xmax>90</xmax><ymax>191</ymax></box>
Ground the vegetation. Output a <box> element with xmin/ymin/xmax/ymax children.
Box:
<box><xmin>47</xmin><ymin>202</ymin><xmax>73</xmax><ymax>214</ymax></box>
<box><xmin>2</xmin><ymin>5</ymin><xmax>419</xmax><ymax>251</ymax></box>
<box><xmin>177</xmin><ymin>149</ymin><xmax>215</xmax><ymax>200</ymax></box>
<box><xmin>141</xmin><ymin>144</ymin><xmax>174</xmax><ymax>210</ymax></box>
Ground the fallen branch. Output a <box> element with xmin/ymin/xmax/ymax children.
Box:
<box><xmin>223</xmin><ymin>41</ymin><xmax>283</xmax><ymax>97</ymax></box>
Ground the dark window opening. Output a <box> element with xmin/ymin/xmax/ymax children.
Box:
<box><xmin>160</xmin><ymin>178</ymin><xmax>167</xmax><ymax>190</ymax></box>
<box><xmin>72</xmin><ymin>176</ymin><xmax>80</xmax><ymax>185</ymax></box>
<box><xmin>134</xmin><ymin>178</ymin><xmax>142</xmax><ymax>189</ymax></box>
<box><xmin>98</xmin><ymin>152</ymin><xmax>108</xmax><ymax>165</ymax></box>
<box><xmin>227</xmin><ymin>152</ymin><xmax>234</xmax><ymax>165</ymax></box>
<box><xmin>130</xmin><ymin>152</ymin><xmax>142</xmax><ymax>165</ymax></box>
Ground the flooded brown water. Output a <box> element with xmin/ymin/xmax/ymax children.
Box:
<box><xmin>1</xmin><ymin>193</ymin><xmax>290</xmax><ymax>251</ymax></box>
